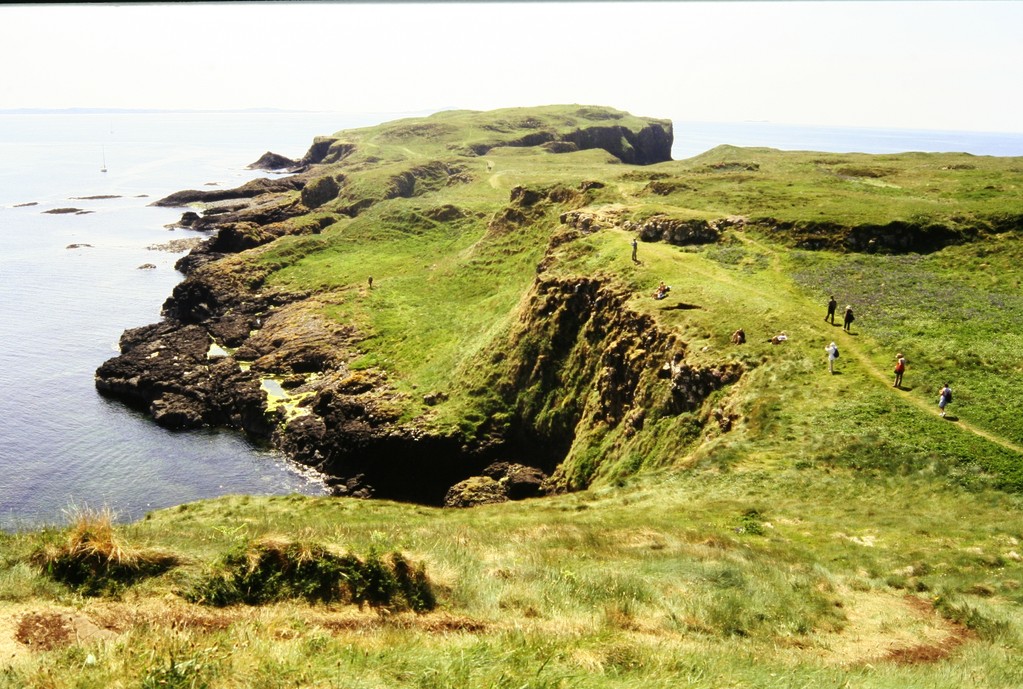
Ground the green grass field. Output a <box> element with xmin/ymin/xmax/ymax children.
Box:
<box><xmin>3</xmin><ymin>106</ymin><xmax>1022</xmax><ymax>687</ymax></box>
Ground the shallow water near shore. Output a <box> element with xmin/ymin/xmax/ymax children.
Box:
<box><xmin>0</xmin><ymin>111</ymin><xmax>383</xmax><ymax>529</ymax></box>
<box><xmin>2</xmin><ymin>111</ymin><xmax>1021</xmax><ymax>530</ymax></box>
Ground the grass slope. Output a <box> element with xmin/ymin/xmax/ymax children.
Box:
<box><xmin>3</xmin><ymin>106</ymin><xmax>1023</xmax><ymax>686</ymax></box>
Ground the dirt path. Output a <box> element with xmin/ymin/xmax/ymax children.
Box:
<box><xmin>843</xmin><ymin>338</ymin><xmax>1023</xmax><ymax>455</ymax></box>
<box><xmin>732</xmin><ymin>232</ymin><xmax>1023</xmax><ymax>457</ymax></box>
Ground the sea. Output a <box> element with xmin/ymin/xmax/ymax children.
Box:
<box><xmin>2</xmin><ymin>111</ymin><xmax>1022</xmax><ymax>530</ymax></box>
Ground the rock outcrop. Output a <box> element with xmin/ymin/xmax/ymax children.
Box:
<box><xmin>153</xmin><ymin>177</ymin><xmax>305</xmax><ymax>208</ymax></box>
<box><xmin>248</xmin><ymin>151</ymin><xmax>299</xmax><ymax>171</ymax></box>
<box><xmin>491</xmin><ymin>273</ymin><xmax>743</xmax><ymax>490</ymax></box>
<box><xmin>467</xmin><ymin>120</ymin><xmax>672</xmax><ymax>164</ymax></box>
<box><xmin>753</xmin><ymin>217</ymin><xmax>986</xmax><ymax>253</ymax></box>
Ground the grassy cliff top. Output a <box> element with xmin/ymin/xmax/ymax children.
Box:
<box><xmin>7</xmin><ymin>105</ymin><xmax>1023</xmax><ymax>687</ymax></box>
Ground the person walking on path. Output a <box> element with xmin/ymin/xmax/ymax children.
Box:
<box><xmin>826</xmin><ymin>296</ymin><xmax>837</xmax><ymax>324</ymax></box>
<box><xmin>631</xmin><ymin>237</ymin><xmax>639</xmax><ymax>263</ymax></box>
<box><xmin>843</xmin><ymin>305</ymin><xmax>855</xmax><ymax>332</ymax></box>
<box><xmin>938</xmin><ymin>383</ymin><xmax>953</xmax><ymax>417</ymax></box>
<box><xmin>893</xmin><ymin>353</ymin><xmax>906</xmax><ymax>388</ymax></box>
<box><xmin>825</xmin><ymin>341</ymin><xmax>839</xmax><ymax>374</ymax></box>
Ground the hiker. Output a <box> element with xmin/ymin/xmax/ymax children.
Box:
<box><xmin>653</xmin><ymin>281</ymin><xmax>671</xmax><ymax>300</ymax></box>
<box><xmin>825</xmin><ymin>341</ymin><xmax>839</xmax><ymax>374</ymax></box>
<box><xmin>893</xmin><ymin>353</ymin><xmax>906</xmax><ymax>388</ymax></box>
<box><xmin>843</xmin><ymin>305</ymin><xmax>855</xmax><ymax>332</ymax></box>
<box><xmin>731</xmin><ymin>328</ymin><xmax>746</xmax><ymax>345</ymax></box>
<box><xmin>826</xmin><ymin>295</ymin><xmax>837</xmax><ymax>324</ymax></box>
<box><xmin>631</xmin><ymin>237</ymin><xmax>638</xmax><ymax>262</ymax></box>
<box><xmin>938</xmin><ymin>383</ymin><xmax>953</xmax><ymax>417</ymax></box>
<box><xmin>368</xmin><ymin>275</ymin><xmax>373</xmax><ymax>290</ymax></box>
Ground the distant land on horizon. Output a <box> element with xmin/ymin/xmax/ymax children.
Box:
<box><xmin>3</xmin><ymin>107</ymin><xmax>1022</xmax><ymax>138</ymax></box>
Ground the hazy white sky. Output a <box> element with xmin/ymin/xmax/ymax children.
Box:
<box><xmin>2</xmin><ymin>1</ymin><xmax>1021</xmax><ymax>132</ymax></box>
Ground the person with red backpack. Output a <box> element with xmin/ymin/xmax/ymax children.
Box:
<box><xmin>893</xmin><ymin>353</ymin><xmax>906</xmax><ymax>388</ymax></box>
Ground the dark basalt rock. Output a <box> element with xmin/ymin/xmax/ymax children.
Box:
<box><xmin>326</xmin><ymin>473</ymin><xmax>375</xmax><ymax>499</ymax></box>
<box><xmin>277</xmin><ymin>415</ymin><xmax>496</xmax><ymax>505</ymax></box>
<box><xmin>633</xmin><ymin>215</ymin><xmax>722</xmax><ymax>245</ymax></box>
<box><xmin>176</xmin><ymin>211</ymin><xmax>202</xmax><ymax>228</ymax></box>
<box><xmin>483</xmin><ymin>461</ymin><xmax>547</xmax><ymax>500</ymax></box>
<box><xmin>563</xmin><ymin>122</ymin><xmax>673</xmax><ymax>165</ymax></box>
<box><xmin>444</xmin><ymin>476</ymin><xmax>508</xmax><ymax>508</ymax></box>
<box><xmin>443</xmin><ymin>462</ymin><xmax>548</xmax><ymax>507</ymax></box>
<box><xmin>94</xmin><ymin>322</ymin><xmax>215</xmax><ymax>430</ymax></box>
<box><xmin>300</xmin><ymin>174</ymin><xmax>343</xmax><ymax>209</ymax></box>
<box><xmin>174</xmin><ymin>246</ymin><xmax>221</xmax><ymax>275</ymax></box>
<box><xmin>153</xmin><ymin>177</ymin><xmax>305</xmax><ymax>207</ymax></box>
<box><xmin>753</xmin><ymin>217</ymin><xmax>992</xmax><ymax>254</ymax></box>
<box><xmin>248</xmin><ymin>151</ymin><xmax>298</xmax><ymax>171</ymax></box>
<box><xmin>298</xmin><ymin>136</ymin><xmax>339</xmax><ymax>166</ymax></box>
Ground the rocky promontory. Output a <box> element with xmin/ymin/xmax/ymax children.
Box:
<box><xmin>94</xmin><ymin>106</ymin><xmax>723</xmax><ymax>504</ymax></box>
<box><xmin>96</xmin><ymin>104</ymin><xmax>1018</xmax><ymax>506</ymax></box>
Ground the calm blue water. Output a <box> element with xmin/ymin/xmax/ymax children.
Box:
<box><xmin>0</xmin><ymin>111</ymin><xmax>403</xmax><ymax>530</ymax></box>
<box><xmin>1</xmin><ymin>111</ymin><xmax>1021</xmax><ymax>530</ymax></box>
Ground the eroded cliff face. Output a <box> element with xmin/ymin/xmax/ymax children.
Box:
<box><xmin>482</xmin><ymin>271</ymin><xmax>743</xmax><ymax>493</ymax></box>
<box><xmin>98</xmin><ymin>183</ymin><xmax>747</xmax><ymax>504</ymax></box>
<box><xmin>95</xmin><ymin>246</ymin><xmax>743</xmax><ymax>505</ymax></box>
<box><xmin>94</xmin><ymin>106</ymin><xmax>744</xmax><ymax>505</ymax></box>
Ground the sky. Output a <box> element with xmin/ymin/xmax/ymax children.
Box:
<box><xmin>2</xmin><ymin>1</ymin><xmax>1022</xmax><ymax>133</ymax></box>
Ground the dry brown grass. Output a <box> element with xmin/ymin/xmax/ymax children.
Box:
<box><xmin>64</xmin><ymin>506</ymin><xmax>135</xmax><ymax>565</ymax></box>
<box><xmin>30</xmin><ymin>506</ymin><xmax>179</xmax><ymax>594</ymax></box>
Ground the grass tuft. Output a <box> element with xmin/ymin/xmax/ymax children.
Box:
<box><xmin>186</xmin><ymin>537</ymin><xmax>436</xmax><ymax>611</ymax></box>
<box><xmin>30</xmin><ymin>506</ymin><xmax>179</xmax><ymax>595</ymax></box>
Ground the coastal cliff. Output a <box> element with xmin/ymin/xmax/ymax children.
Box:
<box><xmin>95</xmin><ymin>105</ymin><xmax>1023</xmax><ymax>505</ymax></box>
<box><xmin>95</xmin><ymin>105</ymin><xmax>724</xmax><ymax>504</ymax></box>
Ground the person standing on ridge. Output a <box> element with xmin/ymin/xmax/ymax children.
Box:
<box><xmin>631</xmin><ymin>237</ymin><xmax>639</xmax><ymax>263</ymax></box>
<box><xmin>826</xmin><ymin>295</ymin><xmax>837</xmax><ymax>324</ymax></box>
<box><xmin>843</xmin><ymin>305</ymin><xmax>855</xmax><ymax>332</ymax></box>
<box><xmin>825</xmin><ymin>341</ymin><xmax>839</xmax><ymax>374</ymax></box>
<box><xmin>893</xmin><ymin>353</ymin><xmax>906</xmax><ymax>388</ymax></box>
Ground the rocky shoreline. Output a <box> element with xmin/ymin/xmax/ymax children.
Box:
<box><xmin>94</xmin><ymin>108</ymin><xmax>701</xmax><ymax>506</ymax></box>
<box><xmin>97</xmin><ymin>106</ymin><xmax>1008</xmax><ymax>506</ymax></box>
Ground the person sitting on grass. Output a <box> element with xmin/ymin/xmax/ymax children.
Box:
<box><xmin>653</xmin><ymin>281</ymin><xmax>671</xmax><ymax>300</ymax></box>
